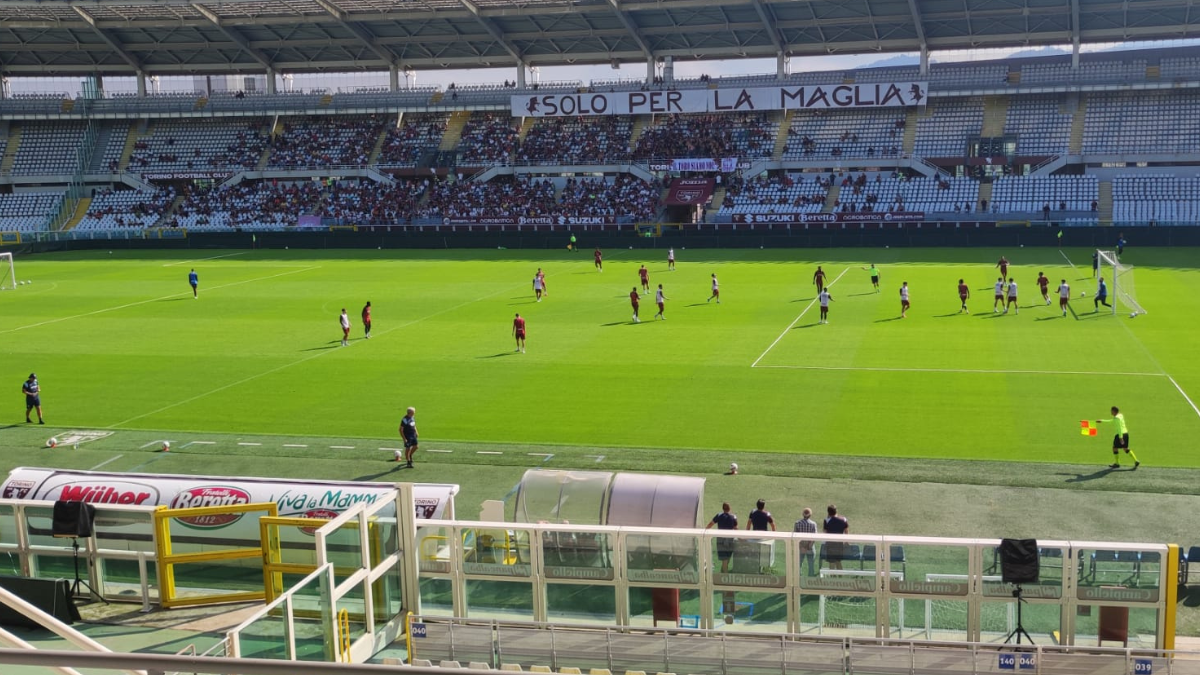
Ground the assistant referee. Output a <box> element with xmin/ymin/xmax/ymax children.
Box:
<box><xmin>1097</xmin><ymin>406</ymin><xmax>1139</xmax><ymax>470</ymax></box>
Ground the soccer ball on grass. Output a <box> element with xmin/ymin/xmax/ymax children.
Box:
<box><xmin>46</xmin><ymin>437</ymin><xmax>58</xmax><ymax>448</ymax></box>
<box><xmin>1080</xmin><ymin>291</ymin><xmax>1086</xmax><ymax>297</ymax></box>
<box><xmin>729</xmin><ymin>462</ymin><xmax>739</xmax><ymax>475</ymax></box>
<box><xmin>161</xmin><ymin>441</ymin><xmax>171</xmax><ymax>452</ymax></box>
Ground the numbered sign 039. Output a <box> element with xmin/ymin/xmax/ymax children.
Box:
<box><xmin>1134</xmin><ymin>658</ymin><xmax>1154</xmax><ymax>675</ymax></box>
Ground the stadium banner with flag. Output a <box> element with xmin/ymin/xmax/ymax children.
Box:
<box><xmin>731</xmin><ymin>212</ymin><xmax>926</xmax><ymax>224</ymax></box>
<box><xmin>665</xmin><ymin>178</ymin><xmax>716</xmax><ymax>206</ymax></box>
<box><xmin>512</xmin><ymin>82</ymin><xmax>928</xmax><ymax>117</ymax></box>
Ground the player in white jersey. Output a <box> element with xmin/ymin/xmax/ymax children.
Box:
<box><xmin>993</xmin><ymin>278</ymin><xmax>1005</xmax><ymax>313</ymax></box>
<box><xmin>899</xmin><ymin>282</ymin><xmax>910</xmax><ymax>319</ymax></box>
<box><xmin>654</xmin><ymin>284</ymin><xmax>669</xmax><ymax>320</ymax></box>
<box><xmin>707</xmin><ymin>274</ymin><xmax>720</xmax><ymax>303</ymax></box>
<box><xmin>339</xmin><ymin>309</ymin><xmax>351</xmax><ymax>346</ymax></box>
<box><xmin>818</xmin><ymin>289</ymin><xmax>833</xmax><ymax>324</ymax></box>
<box><xmin>667</xmin><ymin>248</ymin><xmax>676</xmax><ymax>271</ymax></box>
<box><xmin>533</xmin><ymin>274</ymin><xmax>544</xmax><ymax>302</ymax></box>
<box><xmin>1005</xmin><ymin>278</ymin><xmax>1019</xmax><ymax>314</ymax></box>
<box><xmin>1057</xmin><ymin>279</ymin><xmax>1071</xmax><ymax>317</ymax></box>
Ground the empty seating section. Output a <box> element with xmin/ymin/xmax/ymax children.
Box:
<box><xmin>75</xmin><ymin>188</ymin><xmax>175</xmax><ymax>230</ymax></box>
<box><xmin>783</xmin><ymin>109</ymin><xmax>904</xmax><ymax>160</ymax></box>
<box><xmin>0</xmin><ymin>192</ymin><xmax>64</xmax><ymax>232</ymax></box>
<box><xmin>92</xmin><ymin>122</ymin><xmax>133</xmax><ymax>173</ymax></box>
<box><xmin>268</xmin><ymin>116</ymin><xmax>386</xmax><ymax>168</ymax></box>
<box><xmin>1021</xmin><ymin>60</ymin><xmax>1147</xmax><ymax>85</ymax></box>
<box><xmin>634</xmin><ymin>113</ymin><xmax>775</xmax><ymax>160</ymax></box>
<box><xmin>0</xmin><ymin>94</ymin><xmax>74</xmax><ymax>115</ymax></box>
<box><xmin>1161</xmin><ymin>57</ymin><xmax>1200</xmax><ymax>81</ymax></box>
<box><xmin>853</xmin><ymin>67</ymin><xmax>919</xmax><ymax>83</ymax></box>
<box><xmin>1004</xmin><ymin>98</ymin><xmax>1073</xmax><ymax>155</ymax></box>
<box><xmin>457</xmin><ymin>113</ymin><xmax>519</xmax><ymax>164</ymax></box>
<box><xmin>377</xmin><ymin>114</ymin><xmax>449</xmax><ymax>167</ymax></box>
<box><xmin>929</xmin><ymin>64</ymin><xmax>1008</xmax><ymax>88</ymax></box>
<box><xmin>11</xmin><ymin>122</ymin><xmax>86</xmax><ymax>175</ymax></box>
<box><xmin>128</xmin><ymin>119</ymin><xmax>267</xmax><ymax>175</ymax></box>
<box><xmin>990</xmin><ymin>176</ymin><xmax>1098</xmax><ymax>213</ymax></box>
<box><xmin>205</xmin><ymin>91</ymin><xmax>328</xmax><ymax>113</ymax></box>
<box><xmin>173</xmin><ymin>182</ymin><xmax>323</xmax><ymax>230</ymax></box>
<box><xmin>913</xmin><ymin>99</ymin><xmax>983</xmax><ymax>157</ymax></box>
<box><xmin>518</xmin><ymin>116</ymin><xmax>633</xmax><ymax>164</ymax></box>
<box><xmin>330</xmin><ymin>88</ymin><xmax>438</xmax><ymax>107</ymax></box>
<box><xmin>1083</xmin><ymin>92</ymin><xmax>1200</xmax><ymax>154</ymax></box>
<box><xmin>447</xmin><ymin>81</ymin><xmax>581</xmax><ymax>104</ymax></box>
<box><xmin>1112</xmin><ymin>174</ymin><xmax>1200</xmax><ymax>224</ymax></box>
<box><xmin>838</xmin><ymin>176</ymin><xmax>979</xmax><ymax>213</ymax></box>
<box><xmin>718</xmin><ymin>174</ymin><xmax>827</xmax><ymax>214</ymax></box>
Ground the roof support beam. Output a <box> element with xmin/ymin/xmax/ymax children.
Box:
<box><xmin>1070</xmin><ymin>0</ymin><xmax>1081</xmax><ymax>66</ymax></box>
<box><xmin>311</xmin><ymin>0</ymin><xmax>400</xmax><ymax>66</ymax></box>
<box><xmin>904</xmin><ymin>0</ymin><xmax>929</xmax><ymax>71</ymax></box>
<box><xmin>748</xmin><ymin>0</ymin><xmax>784</xmax><ymax>53</ymax></box>
<box><xmin>457</xmin><ymin>0</ymin><xmax>523</xmax><ymax>64</ymax></box>
<box><xmin>191</xmin><ymin>2</ymin><xmax>275</xmax><ymax>70</ymax></box>
<box><xmin>606</xmin><ymin>0</ymin><xmax>654</xmax><ymax>60</ymax></box>
<box><xmin>72</xmin><ymin>6</ymin><xmax>141</xmax><ymax>71</ymax></box>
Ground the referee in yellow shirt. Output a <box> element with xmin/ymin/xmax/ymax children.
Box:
<box><xmin>1097</xmin><ymin>406</ymin><xmax>1139</xmax><ymax>470</ymax></box>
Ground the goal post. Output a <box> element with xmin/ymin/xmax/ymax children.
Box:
<box><xmin>0</xmin><ymin>252</ymin><xmax>15</xmax><ymax>291</ymax></box>
<box><xmin>1097</xmin><ymin>249</ymin><xmax>1146</xmax><ymax>316</ymax></box>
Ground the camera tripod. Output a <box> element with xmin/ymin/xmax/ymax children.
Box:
<box><xmin>67</xmin><ymin>538</ymin><xmax>107</xmax><ymax>604</ymax></box>
<box><xmin>1004</xmin><ymin>584</ymin><xmax>1033</xmax><ymax>644</ymax></box>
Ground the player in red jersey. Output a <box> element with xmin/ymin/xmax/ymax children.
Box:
<box><xmin>594</xmin><ymin>247</ymin><xmax>603</xmax><ymax>272</ymax></box>
<box><xmin>638</xmin><ymin>264</ymin><xmax>650</xmax><ymax>292</ymax></box>
<box><xmin>361</xmin><ymin>301</ymin><xmax>372</xmax><ymax>339</ymax></box>
<box><xmin>512</xmin><ymin>313</ymin><xmax>526</xmax><ymax>353</ymax></box>
<box><xmin>996</xmin><ymin>256</ymin><xmax>1009</xmax><ymax>281</ymax></box>
<box><xmin>630</xmin><ymin>287</ymin><xmax>641</xmax><ymax>323</ymax></box>
<box><xmin>813</xmin><ymin>266</ymin><xmax>827</xmax><ymax>293</ymax></box>
<box><xmin>957</xmin><ymin>279</ymin><xmax>970</xmax><ymax>314</ymax></box>
<box><xmin>1036</xmin><ymin>272</ymin><xmax>1051</xmax><ymax>305</ymax></box>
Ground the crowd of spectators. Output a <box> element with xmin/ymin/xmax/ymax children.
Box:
<box><xmin>77</xmin><ymin>188</ymin><xmax>176</xmax><ymax>229</ymax></box>
<box><xmin>415</xmin><ymin>175</ymin><xmax>660</xmax><ymax>221</ymax></box>
<box><xmin>127</xmin><ymin>121</ymin><xmax>267</xmax><ymax>174</ymax></box>
<box><xmin>517</xmin><ymin>116</ymin><xmax>633</xmax><ymax>164</ymax></box>
<box><xmin>456</xmin><ymin>113</ymin><xmax>519</xmax><ymax>164</ymax></box>
<box><xmin>172</xmin><ymin>181</ymin><xmax>324</xmax><ymax>229</ymax></box>
<box><xmin>719</xmin><ymin>173</ymin><xmax>829</xmax><ymax>212</ymax></box>
<box><xmin>377</xmin><ymin>115</ymin><xmax>448</xmax><ymax>167</ymax></box>
<box><xmin>267</xmin><ymin>116</ymin><xmax>386</xmax><ymax>168</ymax></box>
<box><xmin>633</xmin><ymin>113</ymin><xmax>775</xmax><ymax>160</ymax></box>
<box><xmin>555</xmin><ymin>176</ymin><xmax>659</xmax><ymax>222</ymax></box>
<box><xmin>321</xmin><ymin>179</ymin><xmax>429</xmax><ymax>226</ymax></box>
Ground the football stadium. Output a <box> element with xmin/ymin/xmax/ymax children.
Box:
<box><xmin>1</xmin><ymin>0</ymin><xmax>1200</xmax><ymax>673</ymax></box>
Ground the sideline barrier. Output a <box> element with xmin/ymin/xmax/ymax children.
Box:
<box><xmin>154</xmin><ymin>502</ymin><xmax>278</xmax><ymax>609</ymax></box>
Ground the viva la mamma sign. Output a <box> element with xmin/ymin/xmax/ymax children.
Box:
<box><xmin>512</xmin><ymin>82</ymin><xmax>928</xmax><ymax>117</ymax></box>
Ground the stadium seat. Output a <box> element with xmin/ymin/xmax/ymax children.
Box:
<box><xmin>441</xmin><ymin>660</ymin><xmax>463</xmax><ymax>668</ymax></box>
<box><xmin>500</xmin><ymin>664</ymin><xmax>524</xmax><ymax>672</ymax></box>
<box><xmin>530</xmin><ymin>666</ymin><xmax>554</xmax><ymax>673</ymax></box>
<box><xmin>411</xmin><ymin>658</ymin><xmax>434</xmax><ymax>667</ymax></box>
<box><xmin>1089</xmin><ymin>550</ymin><xmax>1142</xmax><ymax>586</ymax></box>
<box><xmin>559</xmin><ymin>668</ymin><xmax>583</xmax><ymax>674</ymax></box>
<box><xmin>589</xmin><ymin>669</ymin><xmax>612</xmax><ymax>675</ymax></box>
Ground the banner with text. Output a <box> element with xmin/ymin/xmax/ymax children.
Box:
<box><xmin>443</xmin><ymin>215</ymin><xmax>618</xmax><ymax>226</ymax></box>
<box><xmin>513</xmin><ymin>82</ymin><xmax>927</xmax><ymax>117</ymax></box>
<box><xmin>731</xmin><ymin>212</ymin><xmax>926</xmax><ymax>224</ymax></box>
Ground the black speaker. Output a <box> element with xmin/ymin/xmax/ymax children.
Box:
<box><xmin>999</xmin><ymin>538</ymin><xmax>1039</xmax><ymax>584</ymax></box>
<box><xmin>51</xmin><ymin>501</ymin><xmax>95</xmax><ymax>538</ymax></box>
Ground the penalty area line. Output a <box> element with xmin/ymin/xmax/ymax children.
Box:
<box><xmin>162</xmin><ymin>252</ymin><xmax>247</xmax><ymax>267</ymax></box>
<box><xmin>751</xmin><ymin>266</ymin><xmax>850</xmax><ymax>368</ymax></box>
<box><xmin>753</xmin><ymin>365</ymin><xmax>1166</xmax><ymax>377</ymax></box>
<box><xmin>1168</xmin><ymin>376</ymin><xmax>1200</xmax><ymax>420</ymax></box>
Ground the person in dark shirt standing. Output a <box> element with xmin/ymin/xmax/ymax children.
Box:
<box><xmin>747</xmin><ymin>499</ymin><xmax>776</xmax><ymax>531</ymax></box>
<box><xmin>398</xmin><ymin>406</ymin><xmax>418</xmax><ymax>467</ymax></box>
<box><xmin>361</xmin><ymin>301</ymin><xmax>372</xmax><ymax>339</ymax></box>
<box><xmin>823</xmin><ymin>504</ymin><xmax>850</xmax><ymax>570</ymax></box>
<box><xmin>706</xmin><ymin>502</ymin><xmax>738</xmax><ymax>573</ymax></box>
<box><xmin>22</xmin><ymin>373</ymin><xmax>43</xmax><ymax>424</ymax></box>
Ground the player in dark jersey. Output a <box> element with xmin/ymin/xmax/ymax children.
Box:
<box><xmin>398</xmin><ymin>407</ymin><xmax>418</xmax><ymax>467</ymax></box>
<box><xmin>1036</xmin><ymin>272</ymin><xmax>1051</xmax><ymax>305</ymax></box>
<box><xmin>630</xmin><ymin>287</ymin><xmax>641</xmax><ymax>323</ymax></box>
<box><xmin>512</xmin><ymin>313</ymin><xmax>526</xmax><ymax>353</ymax></box>
<box><xmin>188</xmin><ymin>269</ymin><xmax>199</xmax><ymax>298</ymax></box>
<box><xmin>594</xmin><ymin>248</ymin><xmax>603</xmax><ymax>272</ymax></box>
<box><xmin>957</xmin><ymin>278</ymin><xmax>970</xmax><ymax>314</ymax></box>
<box><xmin>996</xmin><ymin>256</ymin><xmax>1009</xmax><ymax>281</ymax></box>
<box><xmin>361</xmin><ymin>301</ymin><xmax>372</xmax><ymax>339</ymax></box>
<box><xmin>638</xmin><ymin>265</ymin><xmax>650</xmax><ymax>292</ymax></box>
<box><xmin>22</xmin><ymin>373</ymin><xmax>43</xmax><ymax>424</ymax></box>
<box><xmin>813</xmin><ymin>266</ymin><xmax>827</xmax><ymax>293</ymax></box>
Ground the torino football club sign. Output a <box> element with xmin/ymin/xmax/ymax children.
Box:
<box><xmin>512</xmin><ymin>82</ymin><xmax>928</xmax><ymax>117</ymax></box>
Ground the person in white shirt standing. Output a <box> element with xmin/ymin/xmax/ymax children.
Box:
<box><xmin>667</xmin><ymin>248</ymin><xmax>676</xmax><ymax>271</ymax></box>
<box><xmin>1005</xmin><ymin>278</ymin><xmax>1019</xmax><ymax>315</ymax></box>
<box><xmin>707</xmin><ymin>274</ymin><xmax>720</xmax><ymax>304</ymax></box>
<box><xmin>654</xmin><ymin>284</ymin><xmax>669</xmax><ymax>320</ymax></box>
<box><xmin>993</xmin><ymin>277</ymin><xmax>1006</xmax><ymax>313</ymax></box>
<box><xmin>339</xmin><ymin>309</ymin><xmax>351</xmax><ymax>346</ymax></box>
<box><xmin>899</xmin><ymin>281</ymin><xmax>910</xmax><ymax>319</ymax></box>
<box><xmin>1057</xmin><ymin>279</ymin><xmax>1071</xmax><ymax>317</ymax></box>
<box><xmin>818</xmin><ymin>288</ymin><xmax>833</xmax><ymax>324</ymax></box>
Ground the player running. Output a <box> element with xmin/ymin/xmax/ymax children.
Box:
<box><xmin>630</xmin><ymin>287</ymin><xmax>641</xmax><ymax>323</ymax></box>
<box><xmin>654</xmin><ymin>284</ymin><xmax>669</xmax><ymax>320</ymax></box>
<box><xmin>1036</xmin><ymin>272</ymin><xmax>1051</xmax><ymax>305</ymax></box>
<box><xmin>813</xmin><ymin>266</ymin><xmax>827</xmax><ymax>293</ymax></box>
<box><xmin>638</xmin><ymin>265</ymin><xmax>650</xmax><ymax>292</ymax></box>
<box><xmin>899</xmin><ymin>282</ymin><xmax>910</xmax><ymax>318</ymax></box>
<box><xmin>188</xmin><ymin>268</ymin><xmax>199</xmax><ymax>299</ymax></box>
<box><xmin>667</xmin><ymin>248</ymin><xmax>676</xmax><ymax>271</ymax></box>
<box><xmin>818</xmin><ymin>288</ymin><xmax>833</xmax><ymax>324</ymax></box>
<box><xmin>533</xmin><ymin>273</ymin><xmax>545</xmax><ymax>302</ymax></box>
<box><xmin>707</xmin><ymin>274</ymin><xmax>720</xmax><ymax>304</ymax></box>
<box><xmin>957</xmin><ymin>278</ymin><xmax>970</xmax><ymax>314</ymax></box>
<box><xmin>862</xmin><ymin>264</ymin><xmax>880</xmax><ymax>292</ymax></box>
<box><xmin>992</xmin><ymin>277</ymin><xmax>1006</xmax><ymax>313</ymax></box>
<box><xmin>1097</xmin><ymin>406</ymin><xmax>1139</xmax><ymax>469</ymax></box>
<box><xmin>996</xmin><ymin>256</ymin><xmax>1010</xmax><ymax>281</ymax></box>
<box><xmin>1094</xmin><ymin>277</ymin><xmax>1111</xmax><ymax>310</ymax></box>
<box><xmin>594</xmin><ymin>247</ymin><xmax>603</xmax><ymax>272</ymax></box>
<box><xmin>1057</xmin><ymin>279</ymin><xmax>1071</xmax><ymax>316</ymax></box>
<box><xmin>339</xmin><ymin>309</ymin><xmax>351</xmax><ymax>346</ymax></box>
<box><xmin>1005</xmin><ymin>278</ymin><xmax>1019</xmax><ymax>314</ymax></box>
<box><xmin>361</xmin><ymin>301</ymin><xmax>372</xmax><ymax>339</ymax></box>
<box><xmin>512</xmin><ymin>313</ymin><xmax>526</xmax><ymax>352</ymax></box>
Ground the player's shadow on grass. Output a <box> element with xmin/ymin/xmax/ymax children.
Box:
<box><xmin>874</xmin><ymin>317</ymin><xmax>904</xmax><ymax>323</ymax></box>
<box><xmin>354</xmin><ymin>467</ymin><xmax>410</xmax><ymax>480</ymax></box>
<box><xmin>1077</xmin><ymin>309</ymin><xmax>1114</xmax><ymax>320</ymax></box>
<box><xmin>790</xmin><ymin>297</ymin><xmax>815</xmax><ymax>302</ymax></box>
<box><xmin>794</xmin><ymin>322</ymin><xmax>822</xmax><ymax>329</ymax></box>
<box><xmin>158</xmin><ymin>297</ymin><xmax>189</xmax><ymax>302</ymax></box>
<box><xmin>933</xmin><ymin>312</ymin><xmax>965</xmax><ymax>318</ymax></box>
<box><xmin>978</xmin><ymin>312</ymin><xmax>1005</xmax><ymax>319</ymax></box>
<box><xmin>600</xmin><ymin>321</ymin><xmax>641</xmax><ymax>327</ymax></box>
<box><xmin>1059</xmin><ymin>466</ymin><xmax>1123</xmax><ymax>483</ymax></box>
<box><xmin>300</xmin><ymin>341</ymin><xmax>346</xmax><ymax>351</ymax></box>
<box><xmin>478</xmin><ymin>352</ymin><xmax>518</xmax><ymax>358</ymax></box>
<box><xmin>847</xmin><ymin>292</ymin><xmax>878</xmax><ymax>297</ymax></box>
<box><xmin>685</xmin><ymin>303</ymin><xmax>709</xmax><ymax>307</ymax></box>
<box><xmin>1035</xmin><ymin>315</ymin><xmax>1065</xmax><ymax>321</ymax></box>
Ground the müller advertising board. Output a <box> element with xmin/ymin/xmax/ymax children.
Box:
<box><xmin>0</xmin><ymin>468</ymin><xmax>457</xmax><ymax>536</ymax></box>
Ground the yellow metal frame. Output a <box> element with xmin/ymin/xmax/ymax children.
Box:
<box><xmin>154</xmin><ymin>502</ymin><xmax>278</xmax><ymax>609</ymax></box>
<box><xmin>1164</xmin><ymin>544</ymin><xmax>1179</xmax><ymax>650</ymax></box>
<box><xmin>0</xmin><ymin>232</ymin><xmax>20</xmax><ymax>245</ymax></box>
<box><xmin>259</xmin><ymin>515</ymin><xmax>383</xmax><ymax>614</ymax></box>
<box><xmin>338</xmin><ymin>608</ymin><xmax>351</xmax><ymax>662</ymax></box>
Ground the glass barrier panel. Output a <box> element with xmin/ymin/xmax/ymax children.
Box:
<box><xmin>98</xmin><ymin>557</ymin><xmax>158</xmax><ymax>602</ymax></box>
<box><xmin>418</xmin><ymin>577</ymin><xmax>454</xmax><ymax>616</ymax></box>
<box><xmin>328</xmin><ymin>578</ymin><xmax>367</xmax><ymax>661</ymax></box>
<box><xmin>891</xmin><ymin>597</ymin><xmax>967</xmax><ymax>641</ymax></box>
<box><xmin>886</xmin><ymin>542</ymin><xmax>968</xmax><ymax>596</ymax></box>
<box><xmin>628</xmin><ymin>587</ymin><xmax>700</xmax><ymax>629</ymax></box>
<box><xmin>416</xmin><ymin>525</ymin><xmax>453</xmax><ymax>575</ymax></box>
<box><xmin>1077</xmin><ymin>547</ymin><xmax>1161</xmax><ymax>592</ymax></box>
<box><xmin>465</xmin><ymin>579</ymin><xmax>534</xmax><ymax>620</ymax></box>
<box><xmin>24</xmin><ymin>505</ymin><xmax>57</xmax><ymax>549</ymax></box>
<box><xmin>462</xmin><ymin>527</ymin><xmax>531</xmax><ymax>578</ymax></box>
<box><xmin>714</xmin><ymin>538</ymin><xmax>786</xmax><ymax>588</ymax></box>
<box><xmin>236</xmin><ymin>604</ymin><xmax>290</xmax><ymax>660</ymax></box>
<box><xmin>373</xmin><ymin>562</ymin><xmax>403</xmax><ymax>626</ymax></box>
<box><xmin>807</xmin><ymin>592</ymin><xmax>877</xmax><ymax>638</ymax></box>
<box><xmin>542</xmin><ymin>529</ymin><xmax>613</xmax><ymax>580</ymax></box>
<box><xmin>1073</xmin><ymin>603</ymin><xmax>1160</xmax><ymax>650</ymax></box>
<box><xmin>711</xmin><ymin>590</ymin><xmax>788</xmax><ymax>633</ymax></box>
<box><xmin>0</xmin><ymin>504</ymin><xmax>15</xmax><ymax>547</ymax></box>
<box><xmin>626</xmin><ymin>533</ymin><xmax>699</xmax><ymax>585</ymax></box>
<box><xmin>31</xmin><ymin>551</ymin><xmax>75</xmax><ymax>581</ymax></box>
<box><xmin>977</xmin><ymin>597</ymin><xmax>1060</xmax><ymax>644</ymax></box>
<box><xmin>92</xmin><ymin>509</ymin><xmax>155</xmax><ymax>554</ymax></box>
<box><xmin>169</xmin><ymin>557</ymin><xmax>266</xmax><ymax>594</ymax></box>
<box><xmin>372</xmin><ymin>516</ymin><xmax>399</xmax><ymax>565</ymax></box>
<box><xmin>546</xmin><ymin>583</ymin><xmax>616</xmax><ymax>624</ymax></box>
<box><xmin>982</xmin><ymin>545</ymin><xmax>1066</xmax><ymax>601</ymax></box>
<box><xmin>325</xmin><ymin>519</ymin><xmax>364</xmax><ymax>571</ymax></box>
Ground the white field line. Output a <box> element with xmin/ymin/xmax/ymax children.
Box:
<box><xmin>283</xmin><ymin>443</ymin><xmax>308</xmax><ymax>448</ymax></box>
<box><xmin>107</xmin><ymin>279</ymin><xmax>531</xmax><ymax>429</ymax></box>
<box><xmin>753</xmin><ymin>365</ymin><xmax>1166</xmax><ymax>377</ymax></box>
<box><xmin>477</xmin><ymin>451</ymin><xmax>503</xmax><ymax>455</ymax></box>
<box><xmin>1168</xmin><ymin>376</ymin><xmax>1200</xmax><ymax>420</ymax></box>
<box><xmin>751</xmin><ymin>266</ymin><xmax>850</xmax><ymax>368</ymax></box>
<box><xmin>162</xmin><ymin>252</ymin><xmax>247</xmax><ymax>267</ymax></box>
<box><xmin>1059</xmin><ymin>249</ymin><xmax>1078</xmax><ymax>272</ymax></box>
<box><xmin>426</xmin><ymin>449</ymin><xmax>453</xmax><ymax>453</ymax></box>
<box><xmin>0</xmin><ymin>266</ymin><xmax>321</xmax><ymax>335</ymax></box>
<box><xmin>89</xmin><ymin>455</ymin><xmax>123</xmax><ymax>471</ymax></box>
<box><xmin>237</xmin><ymin>442</ymin><xmax>262</xmax><ymax>446</ymax></box>
<box><xmin>330</xmin><ymin>445</ymin><xmax>355</xmax><ymax>449</ymax></box>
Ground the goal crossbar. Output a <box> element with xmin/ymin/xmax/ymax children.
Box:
<box><xmin>1097</xmin><ymin>250</ymin><xmax>1146</xmax><ymax>316</ymax></box>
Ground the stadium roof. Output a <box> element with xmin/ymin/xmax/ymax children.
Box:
<box><xmin>0</xmin><ymin>0</ymin><xmax>1196</xmax><ymax>76</ymax></box>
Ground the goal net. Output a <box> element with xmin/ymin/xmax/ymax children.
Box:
<box><xmin>1097</xmin><ymin>250</ymin><xmax>1146</xmax><ymax>316</ymax></box>
<box><xmin>0</xmin><ymin>252</ymin><xmax>15</xmax><ymax>291</ymax></box>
